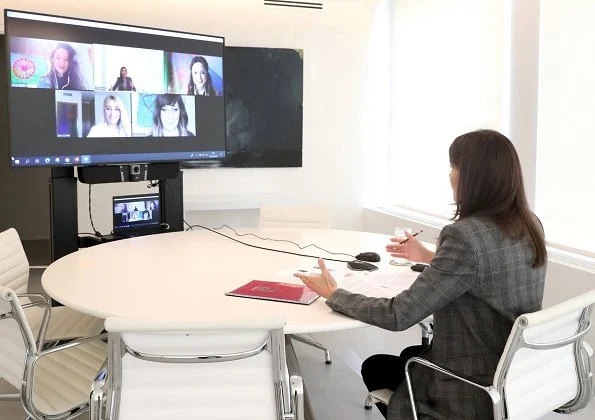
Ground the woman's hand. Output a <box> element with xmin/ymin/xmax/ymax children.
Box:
<box><xmin>294</xmin><ymin>258</ymin><xmax>338</xmax><ymax>299</ymax></box>
<box><xmin>386</xmin><ymin>230</ymin><xmax>434</xmax><ymax>263</ymax></box>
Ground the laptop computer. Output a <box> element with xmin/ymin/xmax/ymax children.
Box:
<box><xmin>112</xmin><ymin>193</ymin><xmax>165</xmax><ymax>238</ymax></box>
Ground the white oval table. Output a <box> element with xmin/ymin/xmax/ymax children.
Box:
<box><xmin>42</xmin><ymin>227</ymin><xmax>404</xmax><ymax>334</ymax></box>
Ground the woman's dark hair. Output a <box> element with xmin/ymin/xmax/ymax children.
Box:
<box><xmin>152</xmin><ymin>94</ymin><xmax>190</xmax><ymax>136</ymax></box>
<box><xmin>186</xmin><ymin>56</ymin><xmax>216</xmax><ymax>96</ymax></box>
<box><xmin>116</xmin><ymin>66</ymin><xmax>126</xmax><ymax>83</ymax></box>
<box><xmin>48</xmin><ymin>42</ymin><xmax>84</xmax><ymax>89</ymax></box>
<box><xmin>449</xmin><ymin>129</ymin><xmax>546</xmax><ymax>267</ymax></box>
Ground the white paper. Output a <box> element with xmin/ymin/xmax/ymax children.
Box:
<box><xmin>337</xmin><ymin>270</ymin><xmax>418</xmax><ymax>298</ymax></box>
<box><xmin>279</xmin><ymin>265</ymin><xmax>420</xmax><ymax>299</ymax></box>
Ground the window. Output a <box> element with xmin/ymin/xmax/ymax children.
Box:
<box><xmin>536</xmin><ymin>1</ymin><xmax>595</xmax><ymax>255</ymax></box>
<box><xmin>388</xmin><ymin>0</ymin><xmax>507</xmax><ymax>219</ymax></box>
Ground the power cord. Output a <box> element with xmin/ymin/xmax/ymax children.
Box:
<box><xmin>213</xmin><ymin>224</ymin><xmax>355</xmax><ymax>259</ymax></box>
<box><xmin>88</xmin><ymin>185</ymin><xmax>103</xmax><ymax>238</ymax></box>
<box><xmin>187</xmin><ymin>224</ymin><xmax>353</xmax><ymax>263</ymax></box>
<box><xmin>160</xmin><ymin>178</ymin><xmax>353</xmax><ymax>262</ymax></box>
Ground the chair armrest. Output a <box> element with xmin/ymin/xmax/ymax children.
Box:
<box><xmin>39</xmin><ymin>332</ymin><xmax>107</xmax><ymax>357</ymax></box>
<box><xmin>17</xmin><ymin>293</ymin><xmax>50</xmax><ymax>307</ymax></box>
<box><xmin>404</xmin><ymin>357</ymin><xmax>501</xmax><ymax>416</ymax></box>
<box><xmin>17</xmin><ymin>293</ymin><xmax>51</xmax><ymax>349</ymax></box>
<box><xmin>406</xmin><ymin>357</ymin><xmax>494</xmax><ymax>391</ymax></box>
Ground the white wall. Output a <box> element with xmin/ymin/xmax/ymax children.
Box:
<box><xmin>2</xmin><ymin>0</ymin><xmax>374</xmax><ymax>234</ymax></box>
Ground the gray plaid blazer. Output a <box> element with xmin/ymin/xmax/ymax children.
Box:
<box><xmin>327</xmin><ymin>216</ymin><xmax>546</xmax><ymax>419</ymax></box>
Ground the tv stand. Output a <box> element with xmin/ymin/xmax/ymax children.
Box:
<box><xmin>49</xmin><ymin>163</ymin><xmax>184</xmax><ymax>262</ymax></box>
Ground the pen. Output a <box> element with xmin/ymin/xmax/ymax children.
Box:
<box><xmin>398</xmin><ymin>230</ymin><xmax>423</xmax><ymax>244</ymax></box>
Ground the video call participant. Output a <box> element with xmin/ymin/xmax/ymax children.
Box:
<box><xmin>87</xmin><ymin>95</ymin><xmax>131</xmax><ymax>138</ymax></box>
<box><xmin>150</xmin><ymin>94</ymin><xmax>194</xmax><ymax>137</ymax></box>
<box><xmin>112</xmin><ymin>66</ymin><xmax>136</xmax><ymax>91</ymax></box>
<box><xmin>187</xmin><ymin>56</ymin><xmax>217</xmax><ymax>96</ymax></box>
<box><xmin>38</xmin><ymin>42</ymin><xmax>85</xmax><ymax>90</ymax></box>
<box><xmin>295</xmin><ymin>129</ymin><xmax>547</xmax><ymax>419</ymax></box>
<box><xmin>142</xmin><ymin>210</ymin><xmax>150</xmax><ymax>220</ymax></box>
<box><xmin>119</xmin><ymin>203</ymin><xmax>129</xmax><ymax>223</ymax></box>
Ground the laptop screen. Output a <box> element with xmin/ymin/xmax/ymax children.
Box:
<box><xmin>113</xmin><ymin>193</ymin><xmax>161</xmax><ymax>232</ymax></box>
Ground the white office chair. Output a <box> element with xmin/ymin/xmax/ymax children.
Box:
<box><xmin>0</xmin><ymin>284</ymin><xmax>107</xmax><ymax>420</ymax></box>
<box><xmin>259</xmin><ymin>204</ymin><xmax>333</xmax><ymax>364</ymax></box>
<box><xmin>0</xmin><ymin>227</ymin><xmax>105</xmax><ymax>403</ymax></box>
<box><xmin>365</xmin><ymin>289</ymin><xmax>595</xmax><ymax>419</ymax></box>
<box><xmin>90</xmin><ymin>316</ymin><xmax>304</xmax><ymax>420</ymax></box>
<box><xmin>0</xmin><ymin>227</ymin><xmax>105</xmax><ymax>342</ymax></box>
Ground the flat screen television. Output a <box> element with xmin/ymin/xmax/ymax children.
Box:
<box><xmin>4</xmin><ymin>9</ymin><xmax>226</xmax><ymax>167</ymax></box>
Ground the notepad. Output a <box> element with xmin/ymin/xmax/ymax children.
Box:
<box><xmin>225</xmin><ymin>280</ymin><xmax>320</xmax><ymax>305</ymax></box>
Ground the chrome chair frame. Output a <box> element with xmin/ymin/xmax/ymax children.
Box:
<box><xmin>91</xmin><ymin>321</ymin><xmax>304</xmax><ymax>420</ymax></box>
<box><xmin>405</xmin><ymin>307</ymin><xmax>594</xmax><ymax>420</ymax></box>
<box><xmin>1</xmin><ymin>286</ymin><xmax>107</xmax><ymax>420</ymax></box>
<box><xmin>290</xmin><ymin>333</ymin><xmax>331</xmax><ymax>364</ymax></box>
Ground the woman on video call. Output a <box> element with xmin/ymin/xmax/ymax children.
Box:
<box><xmin>186</xmin><ymin>56</ymin><xmax>217</xmax><ymax>96</ymax></box>
<box><xmin>150</xmin><ymin>94</ymin><xmax>194</xmax><ymax>137</ymax></box>
<box><xmin>38</xmin><ymin>42</ymin><xmax>86</xmax><ymax>90</ymax></box>
<box><xmin>295</xmin><ymin>129</ymin><xmax>547</xmax><ymax>419</ymax></box>
<box><xmin>111</xmin><ymin>66</ymin><xmax>136</xmax><ymax>91</ymax></box>
<box><xmin>87</xmin><ymin>95</ymin><xmax>131</xmax><ymax>137</ymax></box>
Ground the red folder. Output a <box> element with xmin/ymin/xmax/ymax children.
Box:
<box><xmin>225</xmin><ymin>280</ymin><xmax>320</xmax><ymax>305</ymax></box>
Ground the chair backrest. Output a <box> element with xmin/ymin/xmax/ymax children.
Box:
<box><xmin>104</xmin><ymin>316</ymin><xmax>289</xmax><ymax>420</ymax></box>
<box><xmin>0</xmin><ymin>285</ymin><xmax>38</xmax><ymax>390</ymax></box>
<box><xmin>0</xmin><ymin>228</ymin><xmax>30</xmax><ymax>294</ymax></box>
<box><xmin>494</xmin><ymin>288</ymin><xmax>595</xmax><ymax>420</ymax></box>
<box><xmin>259</xmin><ymin>204</ymin><xmax>330</xmax><ymax>229</ymax></box>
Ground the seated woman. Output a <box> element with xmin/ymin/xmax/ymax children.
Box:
<box><xmin>295</xmin><ymin>129</ymin><xmax>547</xmax><ymax>420</ymax></box>
<box><xmin>150</xmin><ymin>94</ymin><xmax>194</xmax><ymax>137</ymax></box>
<box><xmin>87</xmin><ymin>95</ymin><xmax>131</xmax><ymax>138</ymax></box>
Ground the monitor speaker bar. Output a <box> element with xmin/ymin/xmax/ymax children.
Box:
<box><xmin>264</xmin><ymin>0</ymin><xmax>323</xmax><ymax>10</ymax></box>
<box><xmin>78</xmin><ymin>162</ymin><xmax>180</xmax><ymax>184</ymax></box>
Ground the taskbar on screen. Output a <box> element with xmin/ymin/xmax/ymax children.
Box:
<box><xmin>10</xmin><ymin>151</ymin><xmax>226</xmax><ymax>167</ymax></box>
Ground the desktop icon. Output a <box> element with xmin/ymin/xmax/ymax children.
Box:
<box><xmin>25</xmin><ymin>158</ymin><xmax>30</xmax><ymax>164</ymax></box>
<box><xmin>65</xmin><ymin>157</ymin><xmax>71</xmax><ymax>163</ymax></box>
<box><xmin>14</xmin><ymin>159</ymin><xmax>20</xmax><ymax>164</ymax></box>
<box><xmin>45</xmin><ymin>158</ymin><xmax>51</xmax><ymax>164</ymax></box>
<box><xmin>34</xmin><ymin>158</ymin><xmax>40</xmax><ymax>164</ymax></box>
<box><xmin>55</xmin><ymin>157</ymin><xmax>60</xmax><ymax>163</ymax></box>
<box><xmin>74</xmin><ymin>156</ymin><xmax>80</xmax><ymax>163</ymax></box>
<box><xmin>81</xmin><ymin>155</ymin><xmax>91</xmax><ymax>164</ymax></box>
